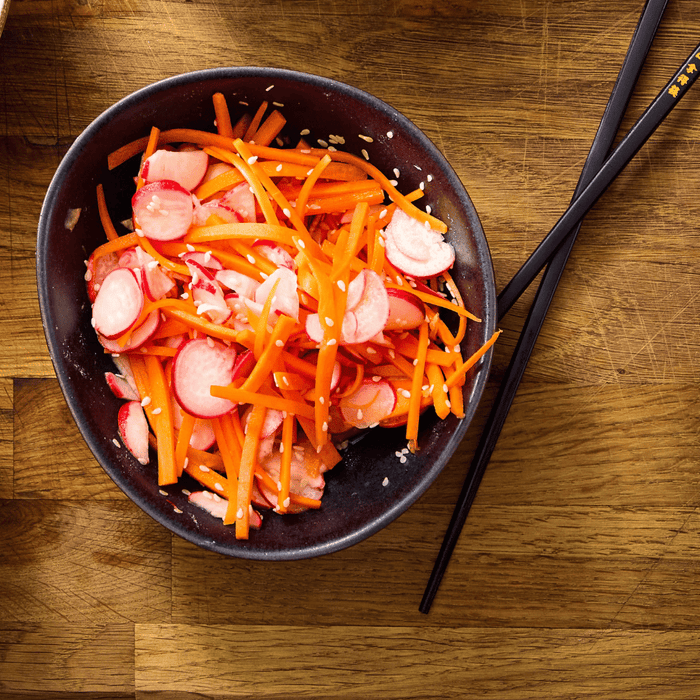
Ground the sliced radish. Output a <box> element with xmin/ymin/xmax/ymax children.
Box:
<box><xmin>231</xmin><ymin>349</ymin><xmax>256</xmax><ymax>382</ymax></box>
<box><xmin>105</xmin><ymin>371</ymin><xmax>140</xmax><ymax>401</ymax></box>
<box><xmin>92</xmin><ymin>267</ymin><xmax>144</xmax><ymax>339</ymax></box>
<box><xmin>188</xmin><ymin>491</ymin><xmax>263</xmax><ymax>529</ymax></box>
<box><xmin>243</xmin><ymin>406</ymin><xmax>284</xmax><ymax>439</ymax></box>
<box><xmin>193</xmin><ymin>199</ymin><xmax>244</xmax><ymax>226</ymax></box>
<box><xmin>181</xmin><ymin>250</ymin><xmax>223</xmax><ymax>272</ymax></box>
<box><xmin>220</xmin><ymin>182</ymin><xmax>257</xmax><ymax>222</ymax></box>
<box><xmin>339</xmin><ymin>378</ymin><xmax>397</xmax><ymax>428</ymax></box>
<box><xmin>384</xmin><ymin>287</ymin><xmax>425</xmax><ymax>330</ymax></box>
<box><xmin>85</xmin><ymin>251</ymin><xmax>119</xmax><ymax>303</ymax></box>
<box><xmin>384</xmin><ymin>208</ymin><xmax>455</xmax><ymax>278</ymax></box>
<box><xmin>343</xmin><ymin>269</ymin><xmax>389</xmax><ymax>344</ymax></box>
<box><xmin>201</xmin><ymin>161</ymin><xmax>234</xmax><ymax>184</ymax></box>
<box><xmin>118</xmin><ymin>400</ymin><xmax>150</xmax><ymax>465</ymax></box>
<box><xmin>254</xmin><ymin>267</ymin><xmax>299</xmax><ymax>321</ymax></box>
<box><xmin>252</xmin><ymin>241</ymin><xmax>296</xmax><ymax>270</ymax></box>
<box><xmin>186</xmin><ymin>259</ymin><xmax>231</xmax><ymax>325</ymax></box>
<box><xmin>111</xmin><ymin>354</ymin><xmax>138</xmax><ymax>394</ymax></box>
<box><xmin>141</xmin><ymin>148</ymin><xmax>209</xmax><ymax>192</ymax></box>
<box><xmin>98</xmin><ymin>310</ymin><xmax>160</xmax><ymax>353</ymax></box>
<box><xmin>171</xmin><ymin>338</ymin><xmax>237</xmax><ymax>419</ymax></box>
<box><xmin>216</xmin><ymin>269</ymin><xmax>260</xmax><ymax>299</ymax></box>
<box><xmin>132</xmin><ymin>180</ymin><xmax>194</xmax><ymax>241</ymax></box>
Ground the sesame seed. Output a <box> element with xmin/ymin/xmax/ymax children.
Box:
<box><xmin>454</xmin><ymin>345</ymin><xmax>461</xmax><ymax>353</ymax></box>
<box><xmin>400</xmin><ymin>455</ymin><xmax>407</xmax><ymax>464</ymax></box>
<box><xmin>372</xmin><ymin>375</ymin><xmax>381</xmax><ymax>382</ymax></box>
<box><xmin>322</xmin><ymin>421</ymin><xmax>328</xmax><ymax>432</ymax></box>
<box><xmin>317</xmin><ymin>139</ymin><xmax>328</xmax><ymax>148</ymax></box>
<box><xmin>378</xmin><ymin>236</ymin><xmax>385</xmax><ymax>248</ymax></box>
<box><xmin>113</xmin><ymin>438</ymin><xmax>121</xmax><ymax>447</ymax></box>
<box><xmin>159</xmin><ymin>489</ymin><xmax>167</xmax><ymax>496</ymax></box>
<box><xmin>247</xmin><ymin>156</ymin><xmax>258</xmax><ymax>165</ymax></box>
<box><xmin>357</xmin><ymin>409</ymin><xmax>363</xmax><ymax>420</ymax></box>
<box><xmin>445</xmin><ymin>399</ymin><xmax>452</xmax><ymax>408</ymax></box>
<box><xmin>237</xmin><ymin>507</ymin><xmax>244</xmax><ymax>518</ymax></box>
<box><xmin>297</xmin><ymin>238</ymin><xmax>306</xmax><ymax>249</ymax></box>
<box><xmin>152</xmin><ymin>407</ymin><xmax>162</xmax><ymax>415</ymax></box>
<box><xmin>358</xmin><ymin>134</ymin><xmax>373</xmax><ymax>142</ymax></box>
<box><xmin>265</xmin><ymin>84</ymin><xmax>274</xmax><ymax>91</ymax></box>
<box><xmin>389</xmin><ymin>180</ymin><xmax>398</xmax><ymax>187</ymax></box>
<box><xmin>141</xmin><ymin>396</ymin><xmax>151</xmax><ymax>407</ymax></box>
<box><xmin>283</xmin><ymin>208</ymin><xmax>291</xmax><ymax>217</ymax></box>
<box><xmin>426</xmin><ymin>205</ymin><xmax>432</xmax><ymax>215</ymax></box>
<box><xmin>442</xmin><ymin>383</ymin><xmax>449</xmax><ymax>393</ymax></box>
<box><xmin>207</xmin><ymin>336</ymin><xmax>215</xmax><ymax>347</ymax></box>
<box><xmin>186</xmin><ymin>244</ymin><xmax>196</xmax><ymax>252</ymax></box>
<box><xmin>300</xmin><ymin>128</ymin><xmax>310</xmax><ymax>136</ymax></box>
<box><xmin>214</xmin><ymin>482</ymin><xmax>224</xmax><ymax>492</ymax></box>
<box><xmin>382</xmin><ymin>477</ymin><xmax>389</xmax><ymax>486</ymax></box>
<box><xmin>414</xmin><ymin>165</ymin><xmax>422</xmax><ymax>170</ymax></box>
<box><xmin>282</xmin><ymin>376</ymin><xmax>290</xmax><ymax>386</ymax></box>
<box><xmin>199</xmin><ymin>465</ymin><xmax>210</xmax><ymax>473</ymax></box>
<box><xmin>183</xmin><ymin>458</ymin><xmax>189</xmax><ymax>469</ymax></box>
<box><xmin>361</xmin><ymin>149</ymin><xmax>369</xmax><ymax>160</ymax></box>
<box><xmin>212</xmin><ymin>493</ymin><xmax>221</xmax><ymax>502</ymax></box>
<box><xmin>239</xmin><ymin>100</ymin><xmax>249</xmax><ymax>106</ymax></box>
<box><xmin>379</xmin><ymin>209</ymin><xmax>387</xmax><ymax>219</ymax></box>
<box><xmin>275</xmin><ymin>339</ymin><xmax>284</xmax><ymax>347</ymax></box>
<box><xmin>419</xmin><ymin>181</ymin><xmax>425</xmax><ymax>191</ymax></box>
<box><xmin>319</xmin><ymin>396</ymin><xmax>325</xmax><ymax>405</ymax></box>
<box><xmin>135</xmin><ymin>228</ymin><xmax>145</xmax><ymax>237</ymax></box>
<box><xmin>387</xmin><ymin>131</ymin><xmax>394</xmax><ymax>138</ymax></box>
<box><xmin>173</xmin><ymin>506</ymin><xmax>183</xmax><ymax>514</ymax></box>
<box><xmin>337</xmin><ymin>280</ymin><xmax>346</xmax><ymax>291</ymax></box>
<box><xmin>182</xmin><ymin>489</ymin><xmax>191</xmax><ymax>496</ymax></box>
<box><xmin>325</xmin><ymin>317</ymin><xmax>334</xmax><ymax>326</ymax></box>
<box><xmin>400</xmin><ymin>388</ymin><xmax>411</xmax><ymax>398</ymax></box>
<box><xmin>427</xmin><ymin>174</ymin><xmax>433</xmax><ymax>182</ymax></box>
<box><xmin>279</xmin><ymin>442</ymin><xmax>285</xmax><ymax>453</ymax></box>
<box><xmin>180</xmin><ymin>291</ymin><xmax>189</xmax><ymax>299</ymax></box>
<box><xmin>366</xmin><ymin>347</ymin><xmax>377</xmax><ymax>354</ymax></box>
<box><xmin>326</xmin><ymin>338</ymin><xmax>337</xmax><ymax>346</ymax></box>
<box><xmin>246</xmin><ymin>254</ymin><xmax>256</xmax><ymax>264</ymax></box>
<box><xmin>273</xmin><ymin>101</ymin><xmax>284</xmax><ymax>107</ymax></box>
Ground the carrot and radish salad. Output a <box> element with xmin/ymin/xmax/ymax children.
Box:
<box><xmin>87</xmin><ymin>92</ymin><xmax>500</xmax><ymax>539</ymax></box>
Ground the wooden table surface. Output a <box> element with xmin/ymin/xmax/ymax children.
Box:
<box><xmin>2</xmin><ymin>0</ymin><xmax>700</xmax><ymax>697</ymax></box>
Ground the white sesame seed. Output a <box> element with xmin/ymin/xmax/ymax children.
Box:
<box><xmin>199</xmin><ymin>465</ymin><xmax>210</xmax><ymax>473</ymax></box>
<box><xmin>325</xmin><ymin>317</ymin><xmax>334</xmax><ymax>326</ymax></box>
<box><xmin>183</xmin><ymin>458</ymin><xmax>189</xmax><ymax>469</ymax></box>
<box><xmin>382</xmin><ymin>477</ymin><xmax>389</xmax><ymax>486</ymax></box>
<box><xmin>337</xmin><ymin>280</ymin><xmax>346</xmax><ymax>291</ymax></box>
<box><xmin>152</xmin><ymin>407</ymin><xmax>162</xmax><ymax>415</ymax></box>
<box><xmin>372</xmin><ymin>375</ymin><xmax>381</xmax><ymax>382</ymax></box>
<box><xmin>135</xmin><ymin>228</ymin><xmax>145</xmax><ymax>237</ymax></box>
<box><xmin>237</xmin><ymin>507</ymin><xmax>244</xmax><ymax>518</ymax></box>
<box><xmin>379</xmin><ymin>209</ymin><xmax>387</xmax><ymax>219</ymax></box>
<box><xmin>276</xmin><ymin>164</ymin><xmax>283</xmax><ymax>172</ymax></box>
<box><xmin>322</xmin><ymin>421</ymin><xmax>328</xmax><ymax>432</ymax></box>
<box><xmin>426</xmin><ymin>205</ymin><xmax>432</xmax><ymax>215</ymax></box>
<box><xmin>246</xmin><ymin>254</ymin><xmax>256</xmax><ymax>264</ymax></box>
<box><xmin>378</xmin><ymin>236</ymin><xmax>385</xmax><ymax>248</ymax></box>
<box><xmin>173</xmin><ymin>506</ymin><xmax>183</xmax><ymax>514</ymax></box>
<box><xmin>247</xmin><ymin>156</ymin><xmax>258</xmax><ymax>165</ymax></box>
<box><xmin>400</xmin><ymin>455</ymin><xmax>407</xmax><ymax>464</ymax></box>
<box><xmin>141</xmin><ymin>396</ymin><xmax>151</xmax><ymax>407</ymax></box>
<box><xmin>113</xmin><ymin>438</ymin><xmax>121</xmax><ymax>447</ymax></box>
<box><xmin>297</xmin><ymin>238</ymin><xmax>306</xmax><ymax>249</ymax></box>
<box><xmin>317</xmin><ymin>139</ymin><xmax>328</xmax><ymax>148</ymax></box>
<box><xmin>367</xmin><ymin>347</ymin><xmax>377</xmax><ymax>354</ymax></box>
<box><xmin>283</xmin><ymin>208</ymin><xmax>291</xmax><ymax>217</ymax></box>
<box><xmin>214</xmin><ymin>482</ymin><xmax>224</xmax><ymax>492</ymax></box>
<box><xmin>326</xmin><ymin>338</ymin><xmax>337</xmax><ymax>346</ymax></box>
<box><xmin>419</xmin><ymin>181</ymin><xmax>425</xmax><ymax>191</ymax></box>
<box><xmin>182</xmin><ymin>489</ymin><xmax>191</xmax><ymax>496</ymax></box>
<box><xmin>358</xmin><ymin>134</ymin><xmax>373</xmax><ymax>142</ymax></box>
<box><xmin>427</xmin><ymin>174</ymin><xmax>433</xmax><ymax>182</ymax></box>
<box><xmin>275</xmin><ymin>339</ymin><xmax>284</xmax><ymax>347</ymax></box>
<box><xmin>300</xmin><ymin>129</ymin><xmax>310</xmax><ymax>136</ymax></box>
<box><xmin>212</xmin><ymin>493</ymin><xmax>221</xmax><ymax>502</ymax></box>
<box><xmin>319</xmin><ymin>396</ymin><xmax>325</xmax><ymax>405</ymax></box>
<box><xmin>159</xmin><ymin>489</ymin><xmax>167</xmax><ymax>496</ymax></box>
<box><xmin>186</xmin><ymin>243</ymin><xmax>196</xmax><ymax>252</ymax></box>
<box><xmin>389</xmin><ymin>180</ymin><xmax>398</xmax><ymax>187</ymax></box>
<box><xmin>266</xmin><ymin>84</ymin><xmax>274</xmax><ymax>91</ymax></box>
<box><xmin>361</xmin><ymin>149</ymin><xmax>369</xmax><ymax>160</ymax></box>
<box><xmin>387</xmin><ymin>131</ymin><xmax>394</xmax><ymax>138</ymax></box>
<box><xmin>357</xmin><ymin>409</ymin><xmax>363</xmax><ymax>420</ymax></box>
<box><xmin>273</xmin><ymin>101</ymin><xmax>284</xmax><ymax>107</ymax></box>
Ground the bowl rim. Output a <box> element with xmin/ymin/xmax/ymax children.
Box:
<box><xmin>37</xmin><ymin>67</ymin><xmax>497</xmax><ymax>560</ymax></box>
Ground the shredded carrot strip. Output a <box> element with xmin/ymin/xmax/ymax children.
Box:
<box><xmin>449</xmin><ymin>383</ymin><xmax>465</xmax><ymax>418</ymax></box>
<box><xmin>294</xmin><ymin>153</ymin><xmax>332</xmax><ymax>219</ymax></box>
<box><xmin>406</xmin><ymin>321</ymin><xmax>430</xmax><ymax>451</ymax></box>
<box><xmin>251</xmin><ymin>109</ymin><xmax>286</xmax><ymax>147</ymax></box>
<box><xmin>232</xmin><ymin>112</ymin><xmax>252</xmax><ymax>139</ymax></box>
<box><xmin>445</xmin><ymin>330</ymin><xmax>502</xmax><ymax>389</ymax></box>
<box><xmin>211</xmin><ymin>384</ymin><xmax>315</xmax><ymax>420</ymax></box>
<box><xmin>277</xmin><ymin>413</ymin><xmax>295</xmax><ymax>514</ymax></box>
<box><xmin>162</xmin><ymin>308</ymin><xmax>252</xmax><ymax>345</ymax></box>
<box><xmin>233</xmin><ymin>403</ymin><xmax>267</xmax><ymax>537</ymax></box>
<box><xmin>243</xmin><ymin>101</ymin><xmax>268</xmax><ymax>142</ymax></box>
<box><xmin>385</xmin><ymin>284</ymin><xmax>481</xmax><ymax>321</ymax></box>
<box><xmin>335</xmin><ymin>362</ymin><xmax>364</xmax><ymax>399</ymax></box>
<box><xmin>212</xmin><ymin>92</ymin><xmax>234</xmax><ymax>138</ymax></box>
<box><xmin>184</xmin><ymin>460</ymin><xmax>232</xmax><ymax>499</ymax></box>
<box><xmin>212</xmin><ymin>417</ymin><xmax>240</xmax><ymax>492</ymax></box>
<box><xmin>143</xmin><ymin>354</ymin><xmax>177</xmax><ymax>485</ymax></box>
<box><xmin>96</xmin><ymin>184</ymin><xmax>119</xmax><ymax>242</ymax></box>
<box><xmin>243</xmin><ymin>314</ymin><xmax>297</xmax><ymax>393</ymax></box>
<box><xmin>136</xmin><ymin>126</ymin><xmax>161</xmax><ymax>189</ymax></box>
<box><xmin>254</xmin><ymin>278</ymin><xmax>280</xmax><ymax>360</ymax></box>
<box><xmin>425</xmin><ymin>363</ymin><xmax>450</xmax><ymax>420</ymax></box>
<box><xmin>91</xmin><ymin>231</ymin><xmax>141</xmax><ymax>260</ymax></box>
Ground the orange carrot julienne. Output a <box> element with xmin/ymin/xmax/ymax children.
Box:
<box><xmin>210</xmin><ymin>385</ymin><xmax>315</xmax><ymax>420</ymax></box>
<box><xmin>243</xmin><ymin>100</ymin><xmax>268</xmax><ymax>142</ymax></box>
<box><xmin>234</xmin><ymin>402</ymin><xmax>267</xmax><ymax>537</ymax></box>
<box><xmin>96</xmin><ymin>184</ymin><xmax>119</xmax><ymax>242</ymax></box>
<box><xmin>174</xmin><ymin>410</ymin><xmax>195</xmax><ymax>476</ymax></box>
<box><xmin>136</xmin><ymin>126</ymin><xmax>161</xmax><ymax>189</ymax></box>
<box><xmin>250</xmin><ymin>109</ymin><xmax>286</xmax><ymax>147</ymax></box>
<box><xmin>143</xmin><ymin>354</ymin><xmax>177</xmax><ymax>485</ymax></box>
<box><xmin>406</xmin><ymin>320</ymin><xmax>430</xmax><ymax>451</ymax></box>
<box><xmin>212</xmin><ymin>92</ymin><xmax>234</xmax><ymax>138</ymax></box>
<box><xmin>277</xmin><ymin>413</ymin><xmax>295</xmax><ymax>513</ymax></box>
<box><xmin>445</xmin><ymin>330</ymin><xmax>502</xmax><ymax>389</ymax></box>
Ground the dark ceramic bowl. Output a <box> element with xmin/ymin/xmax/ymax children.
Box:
<box><xmin>37</xmin><ymin>68</ymin><xmax>496</xmax><ymax>560</ymax></box>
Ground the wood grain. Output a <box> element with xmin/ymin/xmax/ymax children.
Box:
<box><xmin>2</xmin><ymin>0</ymin><xmax>700</xmax><ymax>696</ymax></box>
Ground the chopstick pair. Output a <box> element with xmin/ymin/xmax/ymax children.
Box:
<box><xmin>420</xmin><ymin>0</ymin><xmax>700</xmax><ymax>613</ymax></box>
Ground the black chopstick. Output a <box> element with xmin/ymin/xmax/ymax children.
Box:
<box><xmin>497</xmin><ymin>34</ymin><xmax>700</xmax><ymax>319</ymax></box>
<box><xmin>420</xmin><ymin>0</ymin><xmax>674</xmax><ymax>614</ymax></box>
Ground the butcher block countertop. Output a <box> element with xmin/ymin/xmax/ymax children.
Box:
<box><xmin>2</xmin><ymin>0</ymin><xmax>700</xmax><ymax>697</ymax></box>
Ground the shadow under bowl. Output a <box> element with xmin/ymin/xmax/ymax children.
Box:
<box><xmin>37</xmin><ymin>67</ymin><xmax>496</xmax><ymax>560</ymax></box>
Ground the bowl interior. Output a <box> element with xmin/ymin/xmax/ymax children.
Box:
<box><xmin>37</xmin><ymin>68</ymin><xmax>496</xmax><ymax>560</ymax></box>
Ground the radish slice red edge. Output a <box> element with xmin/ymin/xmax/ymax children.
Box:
<box><xmin>118</xmin><ymin>401</ymin><xmax>150</xmax><ymax>465</ymax></box>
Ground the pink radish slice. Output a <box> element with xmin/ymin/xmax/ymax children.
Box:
<box><xmin>111</xmin><ymin>354</ymin><xmax>138</xmax><ymax>394</ymax></box>
<box><xmin>201</xmin><ymin>161</ymin><xmax>234</xmax><ymax>183</ymax></box>
<box><xmin>98</xmin><ymin>310</ymin><xmax>160</xmax><ymax>353</ymax></box>
<box><xmin>141</xmin><ymin>149</ymin><xmax>209</xmax><ymax>192</ymax></box>
<box><xmin>132</xmin><ymin>180</ymin><xmax>194</xmax><ymax>241</ymax></box>
<box><xmin>105</xmin><ymin>371</ymin><xmax>140</xmax><ymax>401</ymax></box>
<box><xmin>252</xmin><ymin>241</ymin><xmax>296</xmax><ymax>270</ymax></box>
<box><xmin>384</xmin><ymin>287</ymin><xmax>425</xmax><ymax>330</ymax></box>
<box><xmin>243</xmin><ymin>406</ymin><xmax>284</xmax><ymax>439</ymax></box>
<box><xmin>86</xmin><ymin>251</ymin><xmax>119</xmax><ymax>303</ymax></box>
<box><xmin>339</xmin><ymin>378</ymin><xmax>397</xmax><ymax>429</ymax></box>
<box><xmin>186</xmin><ymin>259</ymin><xmax>231</xmax><ymax>325</ymax></box>
<box><xmin>193</xmin><ymin>199</ymin><xmax>244</xmax><ymax>226</ymax></box>
<box><xmin>118</xmin><ymin>401</ymin><xmax>150</xmax><ymax>465</ymax></box>
<box><xmin>254</xmin><ymin>267</ymin><xmax>299</xmax><ymax>321</ymax></box>
<box><xmin>171</xmin><ymin>338</ymin><xmax>237</xmax><ymax>419</ymax></box>
<box><xmin>384</xmin><ymin>208</ymin><xmax>455</xmax><ymax>278</ymax></box>
<box><xmin>216</xmin><ymin>269</ymin><xmax>260</xmax><ymax>299</ymax></box>
<box><xmin>141</xmin><ymin>264</ymin><xmax>175</xmax><ymax>301</ymax></box>
<box><xmin>180</xmin><ymin>250</ymin><xmax>223</xmax><ymax>272</ymax></box>
<box><xmin>343</xmin><ymin>269</ymin><xmax>390</xmax><ymax>344</ymax></box>
<box><xmin>92</xmin><ymin>267</ymin><xmax>144</xmax><ymax>339</ymax></box>
<box><xmin>188</xmin><ymin>491</ymin><xmax>263</xmax><ymax>528</ymax></box>
<box><xmin>231</xmin><ymin>349</ymin><xmax>255</xmax><ymax>381</ymax></box>
<box><xmin>220</xmin><ymin>182</ymin><xmax>257</xmax><ymax>222</ymax></box>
